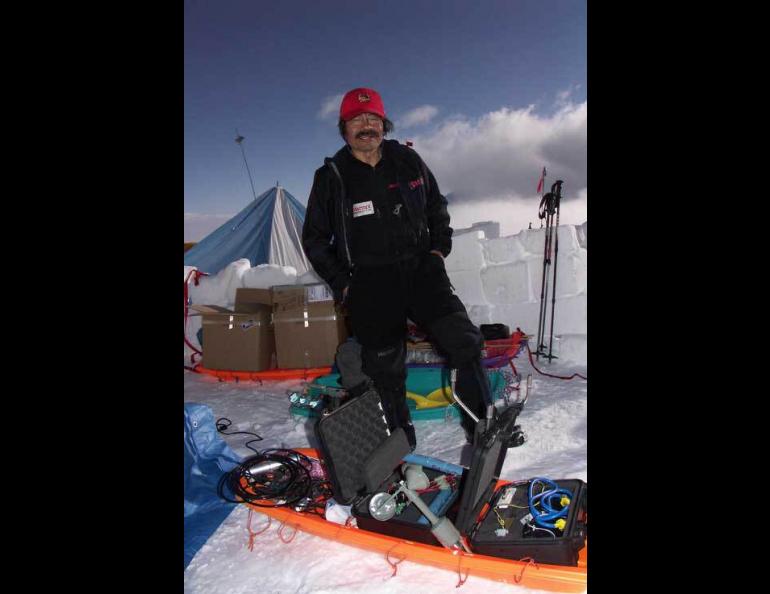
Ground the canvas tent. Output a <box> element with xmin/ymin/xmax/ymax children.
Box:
<box><xmin>184</xmin><ymin>185</ymin><xmax>311</xmax><ymax>275</ymax></box>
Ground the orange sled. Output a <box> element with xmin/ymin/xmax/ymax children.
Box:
<box><xmin>245</xmin><ymin>448</ymin><xmax>587</xmax><ymax>593</ymax></box>
<box><xmin>193</xmin><ymin>366</ymin><xmax>332</xmax><ymax>382</ymax></box>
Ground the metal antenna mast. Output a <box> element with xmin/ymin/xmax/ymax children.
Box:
<box><xmin>235</xmin><ymin>129</ymin><xmax>258</xmax><ymax>201</ymax></box>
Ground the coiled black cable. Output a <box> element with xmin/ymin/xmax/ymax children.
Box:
<box><xmin>217</xmin><ymin>448</ymin><xmax>332</xmax><ymax>516</ymax></box>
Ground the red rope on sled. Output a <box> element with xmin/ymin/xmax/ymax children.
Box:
<box><xmin>524</xmin><ymin>342</ymin><xmax>587</xmax><ymax>380</ymax></box>
<box><xmin>513</xmin><ymin>557</ymin><xmax>539</xmax><ymax>584</ymax></box>
<box><xmin>277</xmin><ymin>521</ymin><xmax>297</xmax><ymax>543</ymax></box>
<box><xmin>385</xmin><ymin>546</ymin><xmax>406</xmax><ymax>577</ymax></box>
<box><xmin>455</xmin><ymin>554</ymin><xmax>469</xmax><ymax>587</ymax></box>
<box><xmin>183</xmin><ymin>268</ymin><xmax>209</xmax><ymax>364</ymax></box>
<box><xmin>246</xmin><ymin>509</ymin><xmax>272</xmax><ymax>551</ymax></box>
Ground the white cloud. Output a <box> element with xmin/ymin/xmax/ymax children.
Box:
<box><xmin>317</xmin><ymin>93</ymin><xmax>344</xmax><ymax>120</ymax></box>
<box><xmin>409</xmin><ymin>101</ymin><xmax>587</xmax><ymax>205</ymax></box>
<box><xmin>398</xmin><ymin>105</ymin><xmax>439</xmax><ymax>128</ymax></box>
<box><xmin>184</xmin><ymin>212</ymin><xmax>233</xmax><ymax>243</ymax></box>
<box><xmin>555</xmin><ymin>89</ymin><xmax>571</xmax><ymax>105</ymax></box>
<box><xmin>554</xmin><ymin>84</ymin><xmax>581</xmax><ymax>109</ymax></box>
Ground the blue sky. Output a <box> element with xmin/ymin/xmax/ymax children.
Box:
<box><xmin>185</xmin><ymin>0</ymin><xmax>586</xmax><ymax>240</ymax></box>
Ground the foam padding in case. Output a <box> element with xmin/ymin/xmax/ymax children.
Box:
<box><xmin>362</xmin><ymin>427</ymin><xmax>410</xmax><ymax>493</ymax></box>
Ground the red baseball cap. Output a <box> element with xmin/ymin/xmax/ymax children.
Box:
<box><xmin>339</xmin><ymin>87</ymin><xmax>386</xmax><ymax>121</ymax></box>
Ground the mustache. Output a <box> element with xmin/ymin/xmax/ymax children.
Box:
<box><xmin>356</xmin><ymin>129</ymin><xmax>381</xmax><ymax>139</ymax></box>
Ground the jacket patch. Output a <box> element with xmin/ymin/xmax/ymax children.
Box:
<box><xmin>408</xmin><ymin>177</ymin><xmax>424</xmax><ymax>190</ymax></box>
<box><xmin>352</xmin><ymin>200</ymin><xmax>375</xmax><ymax>218</ymax></box>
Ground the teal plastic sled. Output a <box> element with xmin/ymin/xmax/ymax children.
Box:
<box><xmin>290</xmin><ymin>367</ymin><xmax>510</xmax><ymax>422</ymax></box>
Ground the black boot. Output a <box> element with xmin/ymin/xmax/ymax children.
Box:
<box><xmin>460</xmin><ymin>414</ymin><xmax>476</xmax><ymax>445</ymax></box>
<box><xmin>361</xmin><ymin>342</ymin><xmax>416</xmax><ymax>449</ymax></box>
<box><xmin>336</xmin><ymin>339</ymin><xmax>370</xmax><ymax>390</ymax></box>
<box><xmin>507</xmin><ymin>425</ymin><xmax>526</xmax><ymax>448</ymax></box>
<box><xmin>403</xmin><ymin>422</ymin><xmax>417</xmax><ymax>450</ymax></box>
<box><xmin>429</xmin><ymin>312</ymin><xmax>488</xmax><ymax>432</ymax></box>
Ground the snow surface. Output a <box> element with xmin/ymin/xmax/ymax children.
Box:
<box><xmin>183</xmin><ymin>351</ymin><xmax>587</xmax><ymax>594</ymax></box>
<box><xmin>184</xmin><ymin>222</ymin><xmax>587</xmax><ymax>592</ymax></box>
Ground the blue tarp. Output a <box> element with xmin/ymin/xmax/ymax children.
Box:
<box><xmin>184</xmin><ymin>403</ymin><xmax>241</xmax><ymax>568</ymax></box>
<box><xmin>184</xmin><ymin>185</ymin><xmax>310</xmax><ymax>276</ymax></box>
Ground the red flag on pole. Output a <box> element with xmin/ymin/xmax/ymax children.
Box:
<box><xmin>536</xmin><ymin>166</ymin><xmax>547</xmax><ymax>194</ymax></box>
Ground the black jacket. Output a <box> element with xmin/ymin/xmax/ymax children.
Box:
<box><xmin>302</xmin><ymin>139</ymin><xmax>452</xmax><ymax>302</ymax></box>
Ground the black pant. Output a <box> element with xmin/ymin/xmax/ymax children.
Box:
<box><xmin>348</xmin><ymin>252</ymin><xmax>490</xmax><ymax>439</ymax></box>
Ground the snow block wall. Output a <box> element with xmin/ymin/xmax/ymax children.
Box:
<box><xmin>445</xmin><ymin>225</ymin><xmax>587</xmax><ymax>365</ymax></box>
<box><xmin>184</xmin><ymin>224</ymin><xmax>587</xmax><ymax>366</ymax></box>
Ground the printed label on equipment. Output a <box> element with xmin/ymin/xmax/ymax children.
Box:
<box><xmin>498</xmin><ymin>486</ymin><xmax>516</xmax><ymax>509</ymax></box>
<box><xmin>352</xmin><ymin>200</ymin><xmax>375</xmax><ymax>218</ymax></box>
<box><xmin>519</xmin><ymin>512</ymin><xmax>533</xmax><ymax>525</ymax></box>
<box><xmin>306</xmin><ymin>284</ymin><xmax>333</xmax><ymax>303</ymax></box>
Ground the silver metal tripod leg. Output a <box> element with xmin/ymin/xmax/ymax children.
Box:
<box><xmin>449</xmin><ymin>369</ymin><xmax>479</xmax><ymax>423</ymax></box>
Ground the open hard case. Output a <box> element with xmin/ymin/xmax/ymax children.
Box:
<box><xmin>314</xmin><ymin>389</ymin><xmax>587</xmax><ymax>566</ymax></box>
<box><xmin>453</xmin><ymin>405</ymin><xmax>587</xmax><ymax>566</ymax></box>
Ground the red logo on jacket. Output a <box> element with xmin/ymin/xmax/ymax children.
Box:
<box><xmin>408</xmin><ymin>177</ymin><xmax>424</xmax><ymax>190</ymax></box>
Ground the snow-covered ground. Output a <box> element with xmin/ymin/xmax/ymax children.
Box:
<box><xmin>183</xmin><ymin>350</ymin><xmax>587</xmax><ymax>594</ymax></box>
<box><xmin>184</xmin><ymin>222</ymin><xmax>587</xmax><ymax>593</ymax></box>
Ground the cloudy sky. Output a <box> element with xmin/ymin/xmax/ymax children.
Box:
<box><xmin>185</xmin><ymin>0</ymin><xmax>586</xmax><ymax>241</ymax></box>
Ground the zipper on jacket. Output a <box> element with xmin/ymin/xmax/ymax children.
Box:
<box><xmin>326</xmin><ymin>159</ymin><xmax>353</xmax><ymax>268</ymax></box>
<box><xmin>397</xmin><ymin>172</ymin><xmax>423</xmax><ymax>242</ymax></box>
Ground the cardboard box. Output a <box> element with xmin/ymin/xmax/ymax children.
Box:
<box><xmin>271</xmin><ymin>283</ymin><xmax>348</xmax><ymax>369</ymax></box>
<box><xmin>191</xmin><ymin>288</ymin><xmax>275</xmax><ymax>371</ymax></box>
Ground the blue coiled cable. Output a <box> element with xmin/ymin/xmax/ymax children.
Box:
<box><xmin>528</xmin><ymin>477</ymin><xmax>573</xmax><ymax>530</ymax></box>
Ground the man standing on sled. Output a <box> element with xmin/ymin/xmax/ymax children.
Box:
<box><xmin>302</xmin><ymin>87</ymin><xmax>492</xmax><ymax>449</ymax></box>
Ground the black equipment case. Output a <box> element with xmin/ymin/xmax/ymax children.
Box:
<box><xmin>315</xmin><ymin>389</ymin><xmax>587</xmax><ymax>566</ymax></box>
<box><xmin>453</xmin><ymin>405</ymin><xmax>588</xmax><ymax>566</ymax></box>
<box><xmin>480</xmin><ymin>323</ymin><xmax>511</xmax><ymax>340</ymax></box>
<box><xmin>466</xmin><ymin>478</ymin><xmax>587</xmax><ymax>566</ymax></box>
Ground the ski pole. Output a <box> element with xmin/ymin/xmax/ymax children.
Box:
<box><xmin>535</xmin><ymin>224</ymin><xmax>549</xmax><ymax>359</ymax></box>
<box><xmin>537</xmin><ymin>214</ymin><xmax>553</xmax><ymax>355</ymax></box>
<box><xmin>547</xmin><ymin>181</ymin><xmax>564</xmax><ymax>362</ymax></box>
<box><xmin>535</xmin><ymin>168</ymin><xmax>549</xmax><ymax>360</ymax></box>
<box><xmin>537</xmin><ymin>192</ymin><xmax>556</xmax><ymax>357</ymax></box>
